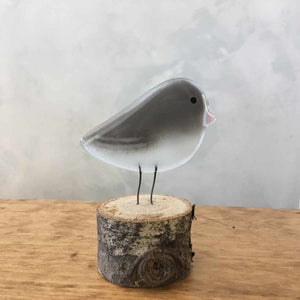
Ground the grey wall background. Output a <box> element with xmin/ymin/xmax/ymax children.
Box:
<box><xmin>0</xmin><ymin>0</ymin><xmax>299</xmax><ymax>208</ymax></box>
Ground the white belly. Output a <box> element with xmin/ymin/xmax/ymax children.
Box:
<box><xmin>83</xmin><ymin>128</ymin><xmax>206</xmax><ymax>173</ymax></box>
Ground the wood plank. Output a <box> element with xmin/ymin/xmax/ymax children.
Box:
<box><xmin>0</xmin><ymin>198</ymin><xmax>299</xmax><ymax>299</ymax></box>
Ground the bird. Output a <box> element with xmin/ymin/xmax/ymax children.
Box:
<box><xmin>80</xmin><ymin>78</ymin><xmax>215</xmax><ymax>205</ymax></box>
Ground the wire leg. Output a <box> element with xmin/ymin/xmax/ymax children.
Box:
<box><xmin>137</xmin><ymin>165</ymin><xmax>142</xmax><ymax>205</ymax></box>
<box><xmin>150</xmin><ymin>165</ymin><xmax>158</xmax><ymax>205</ymax></box>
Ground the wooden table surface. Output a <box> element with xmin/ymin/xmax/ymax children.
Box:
<box><xmin>0</xmin><ymin>198</ymin><xmax>299</xmax><ymax>299</ymax></box>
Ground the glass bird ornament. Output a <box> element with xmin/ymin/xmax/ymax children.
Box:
<box><xmin>80</xmin><ymin>78</ymin><xmax>215</xmax><ymax>204</ymax></box>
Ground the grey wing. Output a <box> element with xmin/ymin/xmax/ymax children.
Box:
<box><xmin>81</xmin><ymin>77</ymin><xmax>189</xmax><ymax>150</ymax></box>
<box><xmin>81</xmin><ymin>106</ymin><xmax>154</xmax><ymax>150</ymax></box>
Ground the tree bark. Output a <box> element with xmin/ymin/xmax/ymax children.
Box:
<box><xmin>96</xmin><ymin>194</ymin><xmax>194</xmax><ymax>288</ymax></box>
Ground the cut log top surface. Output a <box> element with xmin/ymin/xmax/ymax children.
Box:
<box><xmin>98</xmin><ymin>194</ymin><xmax>192</xmax><ymax>222</ymax></box>
<box><xmin>0</xmin><ymin>198</ymin><xmax>299</xmax><ymax>299</ymax></box>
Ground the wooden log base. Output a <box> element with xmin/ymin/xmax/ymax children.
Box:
<box><xmin>97</xmin><ymin>194</ymin><xmax>194</xmax><ymax>288</ymax></box>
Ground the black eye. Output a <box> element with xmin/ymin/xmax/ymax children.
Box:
<box><xmin>190</xmin><ymin>97</ymin><xmax>197</xmax><ymax>104</ymax></box>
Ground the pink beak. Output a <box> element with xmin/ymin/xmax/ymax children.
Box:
<box><xmin>204</xmin><ymin>110</ymin><xmax>216</xmax><ymax>127</ymax></box>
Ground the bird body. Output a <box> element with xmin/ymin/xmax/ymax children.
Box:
<box><xmin>80</xmin><ymin>78</ymin><xmax>215</xmax><ymax>173</ymax></box>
